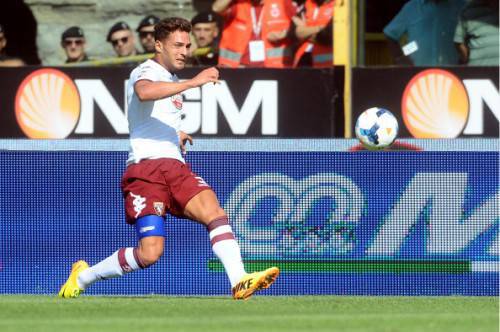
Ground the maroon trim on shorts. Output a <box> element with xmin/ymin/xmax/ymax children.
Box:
<box><xmin>117</xmin><ymin>248</ymin><xmax>132</xmax><ymax>273</ymax></box>
<box><xmin>207</xmin><ymin>216</ymin><xmax>229</xmax><ymax>232</ymax></box>
<box><xmin>210</xmin><ymin>233</ymin><xmax>235</xmax><ymax>245</ymax></box>
<box><xmin>133</xmin><ymin>247</ymin><xmax>146</xmax><ymax>269</ymax></box>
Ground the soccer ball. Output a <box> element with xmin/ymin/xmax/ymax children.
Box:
<box><xmin>355</xmin><ymin>107</ymin><xmax>399</xmax><ymax>150</ymax></box>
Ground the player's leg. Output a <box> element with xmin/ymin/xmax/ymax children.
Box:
<box><xmin>77</xmin><ymin>218</ymin><xmax>164</xmax><ymax>288</ymax></box>
<box><xmin>183</xmin><ymin>190</ymin><xmax>279</xmax><ymax>300</ymax></box>
<box><xmin>183</xmin><ymin>189</ymin><xmax>246</xmax><ymax>285</ymax></box>
<box><xmin>58</xmin><ymin>215</ymin><xmax>165</xmax><ymax>298</ymax></box>
<box><xmin>59</xmin><ymin>162</ymin><xmax>169</xmax><ymax>298</ymax></box>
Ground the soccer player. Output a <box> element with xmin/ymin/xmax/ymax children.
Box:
<box><xmin>58</xmin><ymin>17</ymin><xmax>279</xmax><ymax>300</ymax></box>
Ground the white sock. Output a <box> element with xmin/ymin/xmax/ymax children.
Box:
<box><xmin>208</xmin><ymin>217</ymin><xmax>246</xmax><ymax>287</ymax></box>
<box><xmin>77</xmin><ymin>247</ymin><xmax>145</xmax><ymax>290</ymax></box>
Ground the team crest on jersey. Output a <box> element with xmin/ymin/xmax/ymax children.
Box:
<box><xmin>153</xmin><ymin>202</ymin><xmax>165</xmax><ymax>216</ymax></box>
<box><xmin>171</xmin><ymin>94</ymin><xmax>183</xmax><ymax>110</ymax></box>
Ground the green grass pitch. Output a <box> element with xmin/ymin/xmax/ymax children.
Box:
<box><xmin>0</xmin><ymin>296</ymin><xmax>497</xmax><ymax>332</ymax></box>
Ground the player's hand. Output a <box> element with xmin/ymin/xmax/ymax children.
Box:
<box><xmin>178</xmin><ymin>131</ymin><xmax>193</xmax><ymax>156</ymax></box>
<box><xmin>192</xmin><ymin>67</ymin><xmax>220</xmax><ymax>87</ymax></box>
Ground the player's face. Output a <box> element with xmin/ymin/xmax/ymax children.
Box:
<box><xmin>156</xmin><ymin>30</ymin><xmax>191</xmax><ymax>72</ymax></box>
<box><xmin>192</xmin><ymin>23</ymin><xmax>218</xmax><ymax>48</ymax></box>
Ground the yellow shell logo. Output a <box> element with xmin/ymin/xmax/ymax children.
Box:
<box><xmin>402</xmin><ymin>69</ymin><xmax>469</xmax><ymax>138</ymax></box>
<box><xmin>15</xmin><ymin>68</ymin><xmax>80</xmax><ymax>139</ymax></box>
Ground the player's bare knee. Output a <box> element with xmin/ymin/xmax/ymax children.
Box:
<box><xmin>205</xmin><ymin>206</ymin><xmax>226</xmax><ymax>222</ymax></box>
<box><xmin>139</xmin><ymin>246</ymin><xmax>163</xmax><ymax>267</ymax></box>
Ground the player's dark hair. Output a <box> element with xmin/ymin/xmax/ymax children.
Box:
<box><xmin>154</xmin><ymin>17</ymin><xmax>191</xmax><ymax>41</ymax></box>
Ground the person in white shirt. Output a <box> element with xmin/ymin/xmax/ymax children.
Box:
<box><xmin>58</xmin><ymin>17</ymin><xmax>279</xmax><ymax>300</ymax></box>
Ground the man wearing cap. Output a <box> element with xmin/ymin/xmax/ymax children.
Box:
<box><xmin>61</xmin><ymin>26</ymin><xmax>89</xmax><ymax>63</ymax></box>
<box><xmin>137</xmin><ymin>15</ymin><xmax>160</xmax><ymax>54</ymax></box>
<box><xmin>0</xmin><ymin>24</ymin><xmax>25</xmax><ymax>67</ymax></box>
<box><xmin>188</xmin><ymin>11</ymin><xmax>221</xmax><ymax>66</ymax></box>
<box><xmin>107</xmin><ymin>21</ymin><xmax>138</xmax><ymax>57</ymax></box>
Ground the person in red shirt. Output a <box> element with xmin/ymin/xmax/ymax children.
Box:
<box><xmin>213</xmin><ymin>0</ymin><xmax>297</xmax><ymax>68</ymax></box>
<box><xmin>292</xmin><ymin>0</ymin><xmax>334</xmax><ymax>67</ymax></box>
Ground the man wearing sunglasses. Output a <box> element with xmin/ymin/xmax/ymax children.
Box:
<box><xmin>107</xmin><ymin>21</ymin><xmax>138</xmax><ymax>57</ymax></box>
<box><xmin>137</xmin><ymin>15</ymin><xmax>160</xmax><ymax>54</ymax></box>
<box><xmin>61</xmin><ymin>26</ymin><xmax>89</xmax><ymax>63</ymax></box>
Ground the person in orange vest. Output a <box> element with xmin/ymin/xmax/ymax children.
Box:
<box><xmin>213</xmin><ymin>0</ymin><xmax>297</xmax><ymax>68</ymax></box>
<box><xmin>292</xmin><ymin>0</ymin><xmax>334</xmax><ymax>67</ymax></box>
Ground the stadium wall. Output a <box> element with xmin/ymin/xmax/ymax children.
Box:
<box><xmin>24</xmin><ymin>0</ymin><xmax>196</xmax><ymax>65</ymax></box>
<box><xmin>0</xmin><ymin>139</ymin><xmax>498</xmax><ymax>296</ymax></box>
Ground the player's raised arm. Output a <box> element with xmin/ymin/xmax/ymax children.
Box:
<box><xmin>134</xmin><ymin>67</ymin><xmax>219</xmax><ymax>101</ymax></box>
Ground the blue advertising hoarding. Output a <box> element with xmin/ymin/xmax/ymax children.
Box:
<box><xmin>0</xmin><ymin>139</ymin><xmax>498</xmax><ymax>296</ymax></box>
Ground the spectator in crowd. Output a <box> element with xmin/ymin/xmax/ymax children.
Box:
<box><xmin>454</xmin><ymin>0</ymin><xmax>499</xmax><ymax>66</ymax></box>
<box><xmin>61</xmin><ymin>26</ymin><xmax>89</xmax><ymax>63</ymax></box>
<box><xmin>188</xmin><ymin>11</ymin><xmax>221</xmax><ymax>66</ymax></box>
<box><xmin>292</xmin><ymin>0</ymin><xmax>334</xmax><ymax>67</ymax></box>
<box><xmin>107</xmin><ymin>21</ymin><xmax>138</xmax><ymax>57</ymax></box>
<box><xmin>383</xmin><ymin>0</ymin><xmax>466</xmax><ymax>66</ymax></box>
<box><xmin>213</xmin><ymin>0</ymin><xmax>297</xmax><ymax>68</ymax></box>
<box><xmin>0</xmin><ymin>24</ymin><xmax>24</xmax><ymax>67</ymax></box>
<box><xmin>137</xmin><ymin>15</ymin><xmax>160</xmax><ymax>54</ymax></box>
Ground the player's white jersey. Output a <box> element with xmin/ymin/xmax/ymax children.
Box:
<box><xmin>126</xmin><ymin>59</ymin><xmax>184</xmax><ymax>165</ymax></box>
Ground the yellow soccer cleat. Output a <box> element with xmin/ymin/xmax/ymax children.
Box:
<box><xmin>58</xmin><ymin>260</ymin><xmax>89</xmax><ymax>298</ymax></box>
<box><xmin>232</xmin><ymin>267</ymin><xmax>280</xmax><ymax>300</ymax></box>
